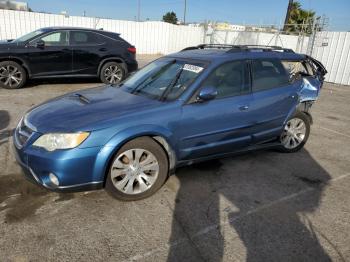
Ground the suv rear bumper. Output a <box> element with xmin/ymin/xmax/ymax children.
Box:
<box><xmin>126</xmin><ymin>60</ymin><xmax>138</xmax><ymax>73</ymax></box>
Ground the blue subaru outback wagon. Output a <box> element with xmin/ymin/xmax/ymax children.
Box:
<box><xmin>13</xmin><ymin>44</ymin><xmax>327</xmax><ymax>200</ymax></box>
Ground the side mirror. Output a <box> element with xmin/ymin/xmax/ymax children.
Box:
<box><xmin>36</xmin><ymin>40</ymin><xmax>45</xmax><ymax>48</ymax></box>
<box><xmin>197</xmin><ymin>86</ymin><xmax>217</xmax><ymax>102</ymax></box>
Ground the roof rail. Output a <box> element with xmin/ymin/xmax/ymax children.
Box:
<box><xmin>181</xmin><ymin>44</ymin><xmax>294</xmax><ymax>53</ymax></box>
<box><xmin>229</xmin><ymin>45</ymin><xmax>294</xmax><ymax>53</ymax></box>
<box><xmin>182</xmin><ymin>44</ymin><xmax>236</xmax><ymax>51</ymax></box>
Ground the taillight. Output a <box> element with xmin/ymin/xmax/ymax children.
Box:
<box><xmin>127</xmin><ymin>47</ymin><xmax>136</xmax><ymax>54</ymax></box>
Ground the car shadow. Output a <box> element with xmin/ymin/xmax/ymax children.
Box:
<box><xmin>24</xmin><ymin>77</ymin><xmax>101</xmax><ymax>88</ymax></box>
<box><xmin>167</xmin><ymin>149</ymin><xmax>333</xmax><ymax>261</ymax></box>
<box><xmin>0</xmin><ymin>110</ymin><xmax>11</xmax><ymax>148</ymax></box>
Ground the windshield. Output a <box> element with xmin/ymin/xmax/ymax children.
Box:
<box><xmin>121</xmin><ymin>58</ymin><xmax>206</xmax><ymax>101</ymax></box>
<box><xmin>13</xmin><ymin>29</ymin><xmax>46</xmax><ymax>42</ymax></box>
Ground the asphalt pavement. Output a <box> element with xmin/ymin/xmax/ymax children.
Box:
<box><xmin>0</xmin><ymin>55</ymin><xmax>349</xmax><ymax>261</ymax></box>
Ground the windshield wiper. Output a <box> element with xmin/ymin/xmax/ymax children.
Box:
<box><xmin>131</xmin><ymin>59</ymin><xmax>176</xmax><ymax>95</ymax></box>
<box><xmin>159</xmin><ymin>65</ymin><xmax>184</xmax><ymax>101</ymax></box>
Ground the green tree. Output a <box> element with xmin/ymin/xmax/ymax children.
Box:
<box><xmin>162</xmin><ymin>11</ymin><xmax>178</xmax><ymax>24</ymax></box>
<box><xmin>285</xmin><ymin>1</ymin><xmax>315</xmax><ymax>34</ymax></box>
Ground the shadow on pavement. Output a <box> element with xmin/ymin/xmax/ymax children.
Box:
<box><xmin>25</xmin><ymin>77</ymin><xmax>100</xmax><ymax>88</ymax></box>
<box><xmin>0</xmin><ymin>110</ymin><xmax>11</xmax><ymax>148</ymax></box>
<box><xmin>167</xmin><ymin>149</ymin><xmax>333</xmax><ymax>261</ymax></box>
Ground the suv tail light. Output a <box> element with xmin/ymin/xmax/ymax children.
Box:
<box><xmin>127</xmin><ymin>47</ymin><xmax>136</xmax><ymax>54</ymax></box>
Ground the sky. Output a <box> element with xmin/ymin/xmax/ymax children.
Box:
<box><xmin>28</xmin><ymin>0</ymin><xmax>350</xmax><ymax>31</ymax></box>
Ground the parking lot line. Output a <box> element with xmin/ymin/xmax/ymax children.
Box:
<box><xmin>318</xmin><ymin>126</ymin><xmax>350</xmax><ymax>139</ymax></box>
<box><xmin>123</xmin><ymin>172</ymin><xmax>350</xmax><ymax>262</ymax></box>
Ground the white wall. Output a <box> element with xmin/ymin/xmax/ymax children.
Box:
<box><xmin>206</xmin><ymin>30</ymin><xmax>309</xmax><ymax>53</ymax></box>
<box><xmin>0</xmin><ymin>9</ymin><xmax>204</xmax><ymax>55</ymax></box>
<box><xmin>312</xmin><ymin>31</ymin><xmax>350</xmax><ymax>85</ymax></box>
<box><xmin>0</xmin><ymin>9</ymin><xmax>349</xmax><ymax>85</ymax></box>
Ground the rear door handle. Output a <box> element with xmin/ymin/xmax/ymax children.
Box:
<box><xmin>99</xmin><ymin>47</ymin><xmax>107</xmax><ymax>52</ymax></box>
<box><xmin>239</xmin><ymin>105</ymin><xmax>249</xmax><ymax>111</ymax></box>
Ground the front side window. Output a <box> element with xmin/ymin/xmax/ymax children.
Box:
<box><xmin>121</xmin><ymin>58</ymin><xmax>206</xmax><ymax>100</ymax></box>
<box><xmin>201</xmin><ymin>60</ymin><xmax>249</xmax><ymax>99</ymax></box>
<box><xmin>70</xmin><ymin>31</ymin><xmax>104</xmax><ymax>45</ymax></box>
<box><xmin>252</xmin><ymin>59</ymin><xmax>289</xmax><ymax>92</ymax></box>
<box><xmin>35</xmin><ymin>31</ymin><xmax>68</xmax><ymax>46</ymax></box>
<box><xmin>13</xmin><ymin>29</ymin><xmax>47</xmax><ymax>42</ymax></box>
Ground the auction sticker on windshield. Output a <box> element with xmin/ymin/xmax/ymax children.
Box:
<box><xmin>183</xmin><ymin>64</ymin><xmax>204</xmax><ymax>73</ymax></box>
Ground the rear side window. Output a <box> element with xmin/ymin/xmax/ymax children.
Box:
<box><xmin>252</xmin><ymin>59</ymin><xmax>289</xmax><ymax>92</ymax></box>
<box><xmin>201</xmin><ymin>60</ymin><xmax>250</xmax><ymax>99</ymax></box>
<box><xmin>70</xmin><ymin>31</ymin><xmax>105</xmax><ymax>45</ymax></box>
<box><xmin>282</xmin><ymin>61</ymin><xmax>308</xmax><ymax>75</ymax></box>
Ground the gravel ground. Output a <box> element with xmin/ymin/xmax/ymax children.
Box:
<box><xmin>0</xmin><ymin>55</ymin><xmax>349</xmax><ymax>261</ymax></box>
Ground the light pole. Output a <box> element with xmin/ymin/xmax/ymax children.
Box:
<box><xmin>137</xmin><ymin>0</ymin><xmax>141</xmax><ymax>22</ymax></box>
<box><xmin>183</xmin><ymin>0</ymin><xmax>187</xmax><ymax>24</ymax></box>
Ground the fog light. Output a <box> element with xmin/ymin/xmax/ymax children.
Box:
<box><xmin>49</xmin><ymin>173</ymin><xmax>59</xmax><ymax>186</ymax></box>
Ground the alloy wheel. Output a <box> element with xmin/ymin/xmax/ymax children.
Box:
<box><xmin>104</xmin><ymin>65</ymin><xmax>123</xmax><ymax>84</ymax></box>
<box><xmin>0</xmin><ymin>65</ymin><xmax>23</xmax><ymax>88</ymax></box>
<box><xmin>280</xmin><ymin>117</ymin><xmax>307</xmax><ymax>149</ymax></box>
<box><xmin>110</xmin><ymin>148</ymin><xmax>159</xmax><ymax>195</ymax></box>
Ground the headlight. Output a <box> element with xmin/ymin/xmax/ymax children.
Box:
<box><xmin>33</xmin><ymin>132</ymin><xmax>90</xmax><ymax>151</ymax></box>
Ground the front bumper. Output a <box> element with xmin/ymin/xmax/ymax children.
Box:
<box><xmin>13</xmin><ymin>134</ymin><xmax>104</xmax><ymax>193</ymax></box>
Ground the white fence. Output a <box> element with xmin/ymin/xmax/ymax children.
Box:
<box><xmin>206</xmin><ymin>30</ymin><xmax>310</xmax><ymax>53</ymax></box>
<box><xmin>0</xmin><ymin>9</ymin><xmax>349</xmax><ymax>85</ymax></box>
<box><xmin>0</xmin><ymin>9</ymin><xmax>204</xmax><ymax>54</ymax></box>
<box><xmin>312</xmin><ymin>31</ymin><xmax>350</xmax><ymax>86</ymax></box>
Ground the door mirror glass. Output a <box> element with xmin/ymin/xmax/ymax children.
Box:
<box><xmin>36</xmin><ymin>40</ymin><xmax>45</xmax><ymax>48</ymax></box>
<box><xmin>197</xmin><ymin>86</ymin><xmax>218</xmax><ymax>102</ymax></box>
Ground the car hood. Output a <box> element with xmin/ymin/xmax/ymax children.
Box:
<box><xmin>26</xmin><ymin>85</ymin><xmax>163</xmax><ymax>133</ymax></box>
<box><xmin>0</xmin><ymin>40</ymin><xmax>16</xmax><ymax>48</ymax></box>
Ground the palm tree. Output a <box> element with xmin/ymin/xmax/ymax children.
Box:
<box><xmin>285</xmin><ymin>1</ymin><xmax>315</xmax><ymax>34</ymax></box>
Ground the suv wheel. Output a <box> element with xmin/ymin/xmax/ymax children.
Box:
<box><xmin>0</xmin><ymin>61</ymin><xmax>27</xmax><ymax>89</ymax></box>
<box><xmin>279</xmin><ymin>112</ymin><xmax>310</xmax><ymax>153</ymax></box>
<box><xmin>105</xmin><ymin>137</ymin><xmax>169</xmax><ymax>201</ymax></box>
<box><xmin>100</xmin><ymin>62</ymin><xmax>125</xmax><ymax>85</ymax></box>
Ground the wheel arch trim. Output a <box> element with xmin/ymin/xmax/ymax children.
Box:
<box><xmin>284</xmin><ymin>100</ymin><xmax>314</xmax><ymax>126</ymax></box>
<box><xmin>0</xmin><ymin>56</ymin><xmax>31</xmax><ymax>77</ymax></box>
<box><xmin>92</xmin><ymin>125</ymin><xmax>177</xmax><ymax>185</ymax></box>
<box><xmin>97</xmin><ymin>56</ymin><xmax>127</xmax><ymax>75</ymax></box>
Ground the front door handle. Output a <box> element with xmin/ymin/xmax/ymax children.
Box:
<box><xmin>239</xmin><ymin>105</ymin><xmax>249</xmax><ymax>111</ymax></box>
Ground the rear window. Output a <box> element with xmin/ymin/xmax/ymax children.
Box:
<box><xmin>252</xmin><ymin>59</ymin><xmax>289</xmax><ymax>92</ymax></box>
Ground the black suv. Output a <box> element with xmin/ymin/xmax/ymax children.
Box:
<box><xmin>0</xmin><ymin>27</ymin><xmax>138</xmax><ymax>89</ymax></box>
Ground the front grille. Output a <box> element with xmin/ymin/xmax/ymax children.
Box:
<box><xmin>15</xmin><ymin>119</ymin><xmax>33</xmax><ymax>148</ymax></box>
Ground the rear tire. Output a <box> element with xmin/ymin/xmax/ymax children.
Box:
<box><xmin>100</xmin><ymin>62</ymin><xmax>125</xmax><ymax>85</ymax></box>
<box><xmin>105</xmin><ymin>137</ymin><xmax>169</xmax><ymax>201</ymax></box>
<box><xmin>0</xmin><ymin>61</ymin><xmax>27</xmax><ymax>89</ymax></box>
<box><xmin>278</xmin><ymin>111</ymin><xmax>310</xmax><ymax>153</ymax></box>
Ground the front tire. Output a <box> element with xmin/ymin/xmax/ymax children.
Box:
<box><xmin>0</xmin><ymin>61</ymin><xmax>27</xmax><ymax>89</ymax></box>
<box><xmin>278</xmin><ymin>111</ymin><xmax>310</xmax><ymax>153</ymax></box>
<box><xmin>105</xmin><ymin>137</ymin><xmax>169</xmax><ymax>201</ymax></box>
<box><xmin>100</xmin><ymin>62</ymin><xmax>125</xmax><ymax>85</ymax></box>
